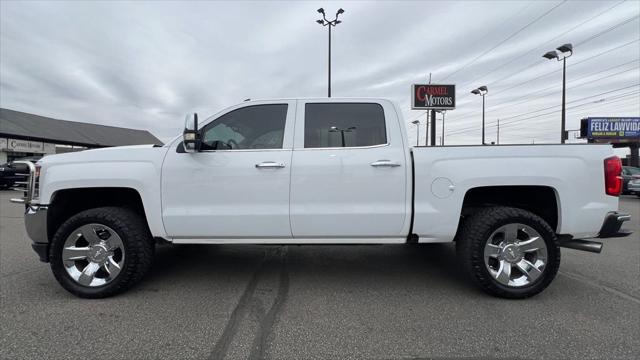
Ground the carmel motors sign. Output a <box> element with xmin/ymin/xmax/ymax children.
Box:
<box><xmin>411</xmin><ymin>84</ymin><xmax>456</xmax><ymax>110</ymax></box>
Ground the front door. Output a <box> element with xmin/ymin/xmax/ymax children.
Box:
<box><xmin>161</xmin><ymin>101</ymin><xmax>295</xmax><ymax>239</ymax></box>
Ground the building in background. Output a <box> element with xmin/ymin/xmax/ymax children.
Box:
<box><xmin>0</xmin><ymin>108</ymin><xmax>162</xmax><ymax>163</ymax></box>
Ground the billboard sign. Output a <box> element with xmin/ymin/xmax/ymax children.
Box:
<box><xmin>582</xmin><ymin>117</ymin><xmax>640</xmax><ymax>139</ymax></box>
<box><xmin>412</xmin><ymin>84</ymin><xmax>456</xmax><ymax>110</ymax></box>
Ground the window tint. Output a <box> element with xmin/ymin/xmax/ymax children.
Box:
<box><xmin>201</xmin><ymin>104</ymin><xmax>287</xmax><ymax>150</ymax></box>
<box><xmin>304</xmin><ymin>103</ymin><xmax>387</xmax><ymax>148</ymax></box>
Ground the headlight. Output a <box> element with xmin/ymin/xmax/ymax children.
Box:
<box><xmin>33</xmin><ymin>164</ymin><xmax>41</xmax><ymax>200</ymax></box>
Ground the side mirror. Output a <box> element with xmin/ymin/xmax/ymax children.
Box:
<box><xmin>183</xmin><ymin>113</ymin><xmax>201</xmax><ymax>152</ymax></box>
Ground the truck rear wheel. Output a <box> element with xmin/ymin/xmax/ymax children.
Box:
<box><xmin>456</xmin><ymin>206</ymin><xmax>560</xmax><ymax>299</ymax></box>
<box><xmin>49</xmin><ymin>207</ymin><xmax>154</xmax><ymax>298</ymax></box>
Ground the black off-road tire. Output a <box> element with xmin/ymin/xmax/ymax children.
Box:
<box><xmin>456</xmin><ymin>206</ymin><xmax>561</xmax><ymax>299</ymax></box>
<box><xmin>49</xmin><ymin>207</ymin><xmax>154</xmax><ymax>298</ymax></box>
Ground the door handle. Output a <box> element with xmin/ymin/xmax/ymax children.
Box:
<box><xmin>255</xmin><ymin>161</ymin><xmax>285</xmax><ymax>169</ymax></box>
<box><xmin>370</xmin><ymin>160</ymin><xmax>401</xmax><ymax>167</ymax></box>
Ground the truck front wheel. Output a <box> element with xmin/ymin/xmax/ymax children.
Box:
<box><xmin>49</xmin><ymin>207</ymin><xmax>154</xmax><ymax>298</ymax></box>
<box><xmin>456</xmin><ymin>206</ymin><xmax>560</xmax><ymax>299</ymax></box>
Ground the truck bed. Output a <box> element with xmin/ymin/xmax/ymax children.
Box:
<box><xmin>410</xmin><ymin>144</ymin><xmax>617</xmax><ymax>242</ymax></box>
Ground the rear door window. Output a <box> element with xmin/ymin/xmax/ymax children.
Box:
<box><xmin>304</xmin><ymin>103</ymin><xmax>387</xmax><ymax>148</ymax></box>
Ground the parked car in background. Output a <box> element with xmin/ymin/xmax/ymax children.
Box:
<box><xmin>627</xmin><ymin>177</ymin><xmax>640</xmax><ymax>197</ymax></box>
<box><xmin>621</xmin><ymin>166</ymin><xmax>640</xmax><ymax>194</ymax></box>
<box><xmin>0</xmin><ymin>156</ymin><xmax>42</xmax><ymax>189</ymax></box>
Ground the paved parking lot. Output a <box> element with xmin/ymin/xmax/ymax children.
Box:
<box><xmin>1</xmin><ymin>190</ymin><xmax>638</xmax><ymax>360</ymax></box>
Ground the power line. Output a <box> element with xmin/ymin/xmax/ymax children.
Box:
<box><xmin>461</xmin><ymin>0</ymin><xmax>627</xmax><ymax>87</ymax></box>
<box><xmin>447</xmin><ymin>88</ymin><xmax>640</xmax><ymax>136</ymax></box>
<box><xmin>446</xmin><ymin>84</ymin><xmax>640</xmax><ymax>135</ymax></box>
<box><xmin>440</xmin><ymin>1</ymin><xmax>567</xmax><ymax>81</ymax></box>
<box><xmin>496</xmin><ymin>95</ymin><xmax>640</xmax><ymax>132</ymax></box>
<box><xmin>468</xmin><ymin>15</ymin><xmax>640</xmax><ymax>92</ymax></box>
<box><xmin>448</xmin><ymin>91</ymin><xmax>639</xmax><ymax>136</ymax></box>
<box><xmin>408</xmin><ymin>38</ymin><xmax>640</xmax><ymax>123</ymax></box>
<box><xmin>445</xmin><ymin>59</ymin><xmax>639</xmax><ymax>121</ymax></box>
<box><xmin>575</xmin><ymin>13</ymin><xmax>639</xmax><ymax>46</ymax></box>
<box><xmin>490</xmin><ymin>38</ymin><xmax>640</xmax><ymax>96</ymax></box>
<box><xmin>497</xmin><ymin>91</ymin><xmax>640</xmax><ymax>129</ymax></box>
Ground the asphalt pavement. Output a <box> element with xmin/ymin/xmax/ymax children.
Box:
<box><xmin>1</xmin><ymin>190</ymin><xmax>638</xmax><ymax>359</ymax></box>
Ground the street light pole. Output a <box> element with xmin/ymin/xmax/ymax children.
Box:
<box><xmin>543</xmin><ymin>43</ymin><xmax>573</xmax><ymax>144</ymax></box>
<box><xmin>482</xmin><ymin>95</ymin><xmax>485</xmax><ymax>144</ymax></box>
<box><xmin>411</xmin><ymin>120</ymin><xmax>420</xmax><ymax>146</ymax></box>
<box><xmin>497</xmin><ymin>118</ymin><xmax>500</xmax><ymax>145</ymax></box>
<box><xmin>328</xmin><ymin>24</ymin><xmax>331</xmax><ymax>98</ymax></box>
<box><xmin>316</xmin><ymin>8</ymin><xmax>344</xmax><ymax>98</ymax></box>
<box><xmin>471</xmin><ymin>86</ymin><xmax>488</xmax><ymax>145</ymax></box>
<box><xmin>561</xmin><ymin>55</ymin><xmax>566</xmax><ymax>143</ymax></box>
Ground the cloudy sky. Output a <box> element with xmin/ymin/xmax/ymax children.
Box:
<box><xmin>1</xmin><ymin>0</ymin><xmax>639</xmax><ymax>148</ymax></box>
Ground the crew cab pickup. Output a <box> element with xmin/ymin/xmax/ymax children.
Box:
<box><xmin>11</xmin><ymin>98</ymin><xmax>631</xmax><ymax>299</ymax></box>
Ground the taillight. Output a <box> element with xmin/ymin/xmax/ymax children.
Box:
<box><xmin>604</xmin><ymin>156</ymin><xmax>622</xmax><ymax>196</ymax></box>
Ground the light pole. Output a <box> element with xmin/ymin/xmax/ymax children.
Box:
<box><xmin>496</xmin><ymin>118</ymin><xmax>500</xmax><ymax>145</ymax></box>
<box><xmin>543</xmin><ymin>43</ymin><xmax>573</xmax><ymax>144</ymax></box>
<box><xmin>329</xmin><ymin>126</ymin><xmax>355</xmax><ymax>147</ymax></box>
<box><xmin>471</xmin><ymin>86</ymin><xmax>488</xmax><ymax>145</ymax></box>
<box><xmin>411</xmin><ymin>120</ymin><xmax>420</xmax><ymax>146</ymax></box>
<box><xmin>316</xmin><ymin>8</ymin><xmax>344</xmax><ymax>98</ymax></box>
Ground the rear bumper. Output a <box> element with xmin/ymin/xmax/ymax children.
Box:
<box><xmin>24</xmin><ymin>205</ymin><xmax>49</xmax><ymax>262</ymax></box>
<box><xmin>597</xmin><ymin>211</ymin><xmax>632</xmax><ymax>238</ymax></box>
<box><xmin>558</xmin><ymin>211</ymin><xmax>632</xmax><ymax>253</ymax></box>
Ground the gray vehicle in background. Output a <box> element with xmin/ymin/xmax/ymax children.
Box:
<box><xmin>621</xmin><ymin>166</ymin><xmax>640</xmax><ymax>195</ymax></box>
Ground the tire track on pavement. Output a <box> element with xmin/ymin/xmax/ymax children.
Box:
<box><xmin>208</xmin><ymin>251</ymin><xmax>267</xmax><ymax>360</ymax></box>
<box><xmin>209</xmin><ymin>246</ymin><xmax>289</xmax><ymax>360</ymax></box>
<box><xmin>249</xmin><ymin>246</ymin><xmax>289</xmax><ymax>360</ymax></box>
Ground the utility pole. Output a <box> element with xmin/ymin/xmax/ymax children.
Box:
<box><xmin>430</xmin><ymin>110</ymin><xmax>436</xmax><ymax>146</ymax></box>
<box><xmin>496</xmin><ymin>118</ymin><xmax>500</xmax><ymax>145</ymax></box>
<box><xmin>441</xmin><ymin>110</ymin><xmax>446</xmax><ymax>146</ymax></box>
<box><xmin>316</xmin><ymin>8</ymin><xmax>345</xmax><ymax>98</ymax></box>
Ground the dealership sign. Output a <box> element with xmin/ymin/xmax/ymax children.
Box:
<box><xmin>411</xmin><ymin>84</ymin><xmax>456</xmax><ymax>110</ymax></box>
<box><xmin>0</xmin><ymin>138</ymin><xmax>57</xmax><ymax>154</ymax></box>
<box><xmin>582</xmin><ymin>117</ymin><xmax>640</xmax><ymax>139</ymax></box>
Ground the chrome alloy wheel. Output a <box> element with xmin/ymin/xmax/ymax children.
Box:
<box><xmin>62</xmin><ymin>223</ymin><xmax>125</xmax><ymax>287</ymax></box>
<box><xmin>483</xmin><ymin>223</ymin><xmax>548</xmax><ymax>287</ymax></box>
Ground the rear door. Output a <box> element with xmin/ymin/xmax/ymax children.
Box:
<box><xmin>289</xmin><ymin>100</ymin><xmax>410</xmax><ymax>240</ymax></box>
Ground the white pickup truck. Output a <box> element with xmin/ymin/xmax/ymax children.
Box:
<box><xmin>11</xmin><ymin>98</ymin><xmax>631</xmax><ymax>299</ymax></box>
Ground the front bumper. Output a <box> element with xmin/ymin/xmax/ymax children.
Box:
<box><xmin>24</xmin><ymin>205</ymin><xmax>49</xmax><ymax>262</ymax></box>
